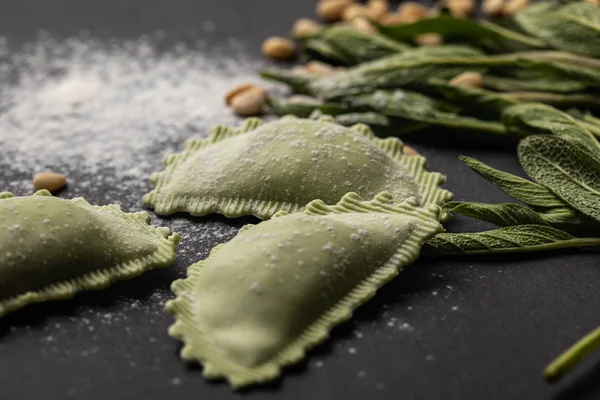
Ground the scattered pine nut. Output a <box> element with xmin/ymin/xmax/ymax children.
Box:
<box><xmin>446</xmin><ymin>0</ymin><xmax>475</xmax><ymax>18</ymax></box>
<box><xmin>351</xmin><ymin>16</ymin><xmax>377</xmax><ymax>33</ymax></box>
<box><xmin>289</xmin><ymin>95</ymin><xmax>321</xmax><ymax>105</ymax></box>
<box><xmin>397</xmin><ymin>2</ymin><xmax>430</xmax><ymax>19</ymax></box>
<box><xmin>502</xmin><ymin>0</ymin><xmax>530</xmax><ymax>15</ymax></box>
<box><xmin>291</xmin><ymin>65</ymin><xmax>310</xmax><ymax>74</ymax></box>
<box><xmin>306</xmin><ymin>61</ymin><xmax>336</xmax><ymax>75</ymax></box>
<box><xmin>403</xmin><ymin>146</ymin><xmax>421</xmax><ymax>157</ymax></box>
<box><xmin>366</xmin><ymin>0</ymin><xmax>390</xmax><ymax>21</ymax></box>
<box><xmin>292</xmin><ymin>18</ymin><xmax>321</xmax><ymax>38</ymax></box>
<box><xmin>230</xmin><ymin>87</ymin><xmax>268</xmax><ymax>117</ymax></box>
<box><xmin>394</xmin><ymin>2</ymin><xmax>430</xmax><ymax>23</ymax></box>
<box><xmin>33</xmin><ymin>172</ymin><xmax>67</xmax><ymax>192</ymax></box>
<box><xmin>225</xmin><ymin>83</ymin><xmax>254</xmax><ymax>105</ymax></box>
<box><xmin>317</xmin><ymin>0</ymin><xmax>352</xmax><ymax>23</ymax></box>
<box><xmin>262</xmin><ymin>37</ymin><xmax>297</xmax><ymax>61</ymax></box>
<box><xmin>482</xmin><ymin>0</ymin><xmax>506</xmax><ymax>16</ymax></box>
<box><xmin>414</xmin><ymin>33</ymin><xmax>444</xmax><ymax>46</ymax></box>
<box><xmin>343</xmin><ymin>4</ymin><xmax>369</xmax><ymax>21</ymax></box>
<box><xmin>380</xmin><ymin>13</ymin><xmax>407</xmax><ymax>26</ymax></box>
<box><xmin>449</xmin><ymin>71</ymin><xmax>484</xmax><ymax>88</ymax></box>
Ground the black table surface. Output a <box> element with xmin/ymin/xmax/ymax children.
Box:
<box><xmin>1</xmin><ymin>1</ymin><xmax>599</xmax><ymax>399</ymax></box>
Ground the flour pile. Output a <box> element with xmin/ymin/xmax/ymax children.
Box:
<box><xmin>0</xmin><ymin>32</ymin><xmax>272</xmax><ymax>208</ymax></box>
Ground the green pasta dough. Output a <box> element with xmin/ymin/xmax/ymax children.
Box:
<box><xmin>0</xmin><ymin>190</ymin><xmax>179</xmax><ymax>316</ymax></box>
<box><xmin>166</xmin><ymin>192</ymin><xmax>442</xmax><ymax>388</ymax></box>
<box><xmin>143</xmin><ymin>116</ymin><xmax>451</xmax><ymax>219</ymax></box>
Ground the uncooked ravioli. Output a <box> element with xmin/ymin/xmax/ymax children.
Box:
<box><xmin>166</xmin><ymin>192</ymin><xmax>442</xmax><ymax>388</ymax></box>
<box><xmin>0</xmin><ymin>190</ymin><xmax>179</xmax><ymax>316</ymax></box>
<box><xmin>143</xmin><ymin>116</ymin><xmax>452</xmax><ymax>219</ymax></box>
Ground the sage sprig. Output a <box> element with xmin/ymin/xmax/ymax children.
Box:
<box><xmin>421</xmin><ymin>102</ymin><xmax>600</xmax><ymax>382</ymax></box>
<box><xmin>515</xmin><ymin>1</ymin><xmax>600</xmax><ymax>57</ymax></box>
<box><xmin>425</xmin><ymin>225</ymin><xmax>600</xmax><ymax>256</ymax></box>
<box><xmin>518</xmin><ymin>135</ymin><xmax>600</xmax><ymax>223</ymax></box>
<box><xmin>459</xmin><ymin>156</ymin><xmax>567</xmax><ymax>208</ymax></box>
<box><xmin>442</xmin><ymin>202</ymin><xmax>549</xmax><ymax>227</ymax></box>
<box><xmin>304</xmin><ymin>25</ymin><xmax>409</xmax><ymax>65</ymax></box>
<box><xmin>379</xmin><ymin>14</ymin><xmax>548</xmax><ymax>52</ymax></box>
<box><xmin>544</xmin><ymin>327</ymin><xmax>600</xmax><ymax>382</ymax></box>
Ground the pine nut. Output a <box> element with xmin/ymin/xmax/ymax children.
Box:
<box><xmin>502</xmin><ymin>0</ymin><xmax>530</xmax><ymax>15</ymax></box>
<box><xmin>367</xmin><ymin>0</ymin><xmax>390</xmax><ymax>20</ymax></box>
<box><xmin>33</xmin><ymin>172</ymin><xmax>67</xmax><ymax>192</ymax></box>
<box><xmin>343</xmin><ymin>4</ymin><xmax>369</xmax><ymax>21</ymax></box>
<box><xmin>446</xmin><ymin>0</ymin><xmax>475</xmax><ymax>18</ymax></box>
<box><xmin>230</xmin><ymin>87</ymin><xmax>268</xmax><ymax>116</ymax></box>
<box><xmin>224</xmin><ymin>83</ymin><xmax>254</xmax><ymax>105</ymax></box>
<box><xmin>262</xmin><ymin>37</ymin><xmax>297</xmax><ymax>61</ymax></box>
<box><xmin>482</xmin><ymin>0</ymin><xmax>506</xmax><ymax>16</ymax></box>
<box><xmin>306</xmin><ymin>61</ymin><xmax>336</xmax><ymax>75</ymax></box>
<box><xmin>403</xmin><ymin>146</ymin><xmax>421</xmax><ymax>157</ymax></box>
<box><xmin>292</xmin><ymin>18</ymin><xmax>321</xmax><ymax>38</ymax></box>
<box><xmin>414</xmin><ymin>33</ymin><xmax>444</xmax><ymax>46</ymax></box>
<box><xmin>397</xmin><ymin>2</ymin><xmax>430</xmax><ymax>20</ymax></box>
<box><xmin>351</xmin><ymin>17</ymin><xmax>377</xmax><ymax>33</ymax></box>
<box><xmin>449</xmin><ymin>72</ymin><xmax>484</xmax><ymax>88</ymax></box>
<box><xmin>317</xmin><ymin>0</ymin><xmax>353</xmax><ymax>23</ymax></box>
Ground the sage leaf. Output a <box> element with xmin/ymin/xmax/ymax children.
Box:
<box><xmin>443</xmin><ymin>201</ymin><xmax>549</xmax><ymax>227</ymax></box>
<box><xmin>430</xmin><ymin>80</ymin><xmax>517</xmax><ymax>119</ymax></box>
<box><xmin>425</xmin><ymin>224</ymin><xmax>600</xmax><ymax>256</ymax></box>
<box><xmin>518</xmin><ymin>58</ymin><xmax>600</xmax><ymax>88</ymax></box>
<box><xmin>483</xmin><ymin>74</ymin><xmax>588</xmax><ymax>93</ymax></box>
<box><xmin>502</xmin><ymin>104</ymin><xmax>600</xmax><ymax>150</ymax></box>
<box><xmin>431</xmin><ymin>81</ymin><xmax>600</xmax><ymax>120</ymax></box>
<box><xmin>314</xmin><ymin>25</ymin><xmax>409</xmax><ymax>65</ymax></box>
<box><xmin>537</xmin><ymin>206</ymin><xmax>599</xmax><ymax>235</ymax></box>
<box><xmin>379</xmin><ymin>15</ymin><xmax>547</xmax><ymax>51</ymax></box>
<box><xmin>544</xmin><ymin>326</ymin><xmax>600</xmax><ymax>383</ymax></box>
<box><xmin>460</xmin><ymin>156</ymin><xmax>567</xmax><ymax>208</ymax></box>
<box><xmin>515</xmin><ymin>1</ymin><xmax>600</xmax><ymax>57</ymax></box>
<box><xmin>303</xmin><ymin>38</ymin><xmax>355</xmax><ymax>65</ymax></box>
<box><xmin>262</xmin><ymin>46</ymin><xmax>485</xmax><ymax>100</ymax></box>
<box><xmin>503</xmin><ymin>92</ymin><xmax>600</xmax><ymax>112</ymax></box>
<box><xmin>518</xmin><ymin>135</ymin><xmax>600</xmax><ymax>223</ymax></box>
<box><xmin>580</xmin><ymin>114</ymin><xmax>600</xmax><ymax>138</ymax></box>
<box><xmin>584</xmin><ymin>113</ymin><xmax>600</xmax><ymax>129</ymax></box>
<box><xmin>345</xmin><ymin>90</ymin><xmax>507</xmax><ymax>135</ymax></box>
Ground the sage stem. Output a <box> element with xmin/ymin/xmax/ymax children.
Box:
<box><xmin>544</xmin><ymin>326</ymin><xmax>600</xmax><ymax>382</ymax></box>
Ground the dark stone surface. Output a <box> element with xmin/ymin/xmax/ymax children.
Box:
<box><xmin>0</xmin><ymin>1</ymin><xmax>599</xmax><ymax>399</ymax></box>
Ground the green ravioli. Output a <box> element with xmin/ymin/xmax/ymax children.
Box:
<box><xmin>143</xmin><ymin>116</ymin><xmax>451</xmax><ymax>219</ymax></box>
<box><xmin>166</xmin><ymin>192</ymin><xmax>442</xmax><ymax>388</ymax></box>
<box><xmin>0</xmin><ymin>190</ymin><xmax>179</xmax><ymax>316</ymax></box>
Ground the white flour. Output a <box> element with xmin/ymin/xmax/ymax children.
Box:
<box><xmin>0</xmin><ymin>32</ymin><xmax>275</xmax><ymax>208</ymax></box>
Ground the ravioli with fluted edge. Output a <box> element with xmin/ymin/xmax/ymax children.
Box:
<box><xmin>166</xmin><ymin>192</ymin><xmax>443</xmax><ymax>388</ymax></box>
<box><xmin>0</xmin><ymin>190</ymin><xmax>180</xmax><ymax>316</ymax></box>
<box><xmin>143</xmin><ymin>116</ymin><xmax>452</xmax><ymax>219</ymax></box>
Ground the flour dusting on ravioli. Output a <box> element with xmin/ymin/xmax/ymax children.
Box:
<box><xmin>143</xmin><ymin>116</ymin><xmax>452</xmax><ymax>219</ymax></box>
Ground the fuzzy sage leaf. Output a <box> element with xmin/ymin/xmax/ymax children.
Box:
<box><xmin>344</xmin><ymin>90</ymin><xmax>507</xmax><ymax>135</ymax></box>
<box><xmin>460</xmin><ymin>156</ymin><xmax>568</xmax><ymax>209</ymax></box>
<box><xmin>312</xmin><ymin>25</ymin><xmax>409</xmax><ymax>65</ymax></box>
<box><xmin>379</xmin><ymin>15</ymin><xmax>547</xmax><ymax>52</ymax></box>
<box><xmin>518</xmin><ymin>135</ymin><xmax>600</xmax><ymax>223</ymax></box>
<box><xmin>502</xmin><ymin>104</ymin><xmax>600</xmax><ymax>148</ymax></box>
<box><xmin>515</xmin><ymin>1</ymin><xmax>600</xmax><ymax>57</ymax></box>
<box><xmin>483</xmin><ymin>73</ymin><xmax>588</xmax><ymax>93</ymax></box>
<box><xmin>425</xmin><ymin>224</ymin><xmax>600</xmax><ymax>256</ymax></box>
<box><xmin>443</xmin><ymin>201</ymin><xmax>549</xmax><ymax>227</ymax></box>
<box><xmin>261</xmin><ymin>46</ymin><xmax>485</xmax><ymax>100</ymax></box>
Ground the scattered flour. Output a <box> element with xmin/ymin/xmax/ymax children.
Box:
<box><xmin>0</xmin><ymin>32</ymin><xmax>276</xmax><ymax>209</ymax></box>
